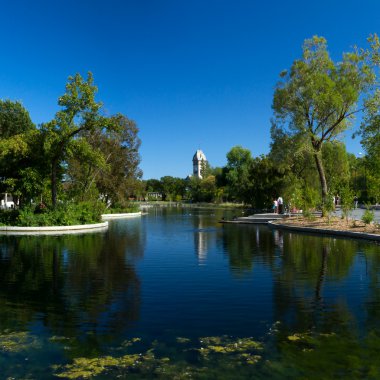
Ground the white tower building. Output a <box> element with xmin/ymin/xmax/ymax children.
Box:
<box><xmin>192</xmin><ymin>150</ymin><xmax>207</xmax><ymax>179</ymax></box>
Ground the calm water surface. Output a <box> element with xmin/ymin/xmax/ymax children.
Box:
<box><xmin>1</xmin><ymin>207</ymin><xmax>380</xmax><ymax>379</ymax></box>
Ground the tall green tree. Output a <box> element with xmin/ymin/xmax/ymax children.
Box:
<box><xmin>225</xmin><ymin>146</ymin><xmax>253</xmax><ymax>203</ymax></box>
<box><xmin>67</xmin><ymin>114</ymin><xmax>142</xmax><ymax>205</ymax></box>
<box><xmin>0</xmin><ymin>100</ymin><xmax>34</xmax><ymax>137</ymax></box>
<box><xmin>358</xmin><ymin>34</ymin><xmax>380</xmax><ymax>158</ymax></box>
<box><xmin>273</xmin><ymin>36</ymin><xmax>376</xmax><ymax>209</ymax></box>
<box><xmin>41</xmin><ymin>72</ymin><xmax>103</xmax><ymax>207</ymax></box>
<box><xmin>0</xmin><ymin>100</ymin><xmax>46</xmax><ymax>204</ymax></box>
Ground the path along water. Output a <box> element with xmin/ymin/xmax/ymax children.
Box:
<box><xmin>332</xmin><ymin>206</ymin><xmax>380</xmax><ymax>222</ymax></box>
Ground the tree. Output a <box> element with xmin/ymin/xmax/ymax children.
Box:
<box><xmin>0</xmin><ymin>100</ymin><xmax>47</xmax><ymax>204</ymax></box>
<box><xmin>41</xmin><ymin>72</ymin><xmax>103</xmax><ymax>207</ymax></box>
<box><xmin>0</xmin><ymin>100</ymin><xmax>35</xmax><ymax>138</ymax></box>
<box><xmin>249</xmin><ymin>155</ymin><xmax>284</xmax><ymax>209</ymax></box>
<box><xmin>225</xmin><ymin>146</ymin><xmax>253</xmax><ymax>203</ymax></box>
<box><xmin>358</xmin><ymin>34</ymin><xmax>380</xmax><ymax>158</ymax></box>
<box><xmin>273</xmin><ymin>36</ymin><xmax>375</xmax><ymax>210</ymax></box>
<box><xmin>67</xmin><ymin>114</ymin><xmax>142</xmax><ymax>205</ymax></box>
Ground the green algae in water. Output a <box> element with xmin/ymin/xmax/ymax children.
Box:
<box><xmin>0</xmin><ymin>330</ymin><xmax>40</xmax><ymax>353</ymax></box>
<box><xmin>53</xmin><ymin>354</ymin><xmax>141</xmax><ymax>379</ymax></box>
<box><xmin>53</xmin><ymin>335</ymin><xmax>264</xmax><ymax>379</ymax></box>
<box><xmin>198</xmin><ymin>336</ymin><xmax>263</xmax><ymax>357</ymax></box>
<box><xmin>176</xmin><ymin>337</ymin><xmax>191</xmax><ymax>344</ymax></box>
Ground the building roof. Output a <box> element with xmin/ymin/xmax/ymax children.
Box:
<box><xmin>193</xmin><ymin>149</ymin><xmax>207</xmax><ymax>162</ymax></box>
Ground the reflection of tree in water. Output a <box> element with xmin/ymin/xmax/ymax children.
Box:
<box><xmin>272</xmin><ymin>233</ymin><xmax>358</xmax><ymax>333</ymax></box>
<box><xmin>360</xmin><ymin>243</ymin><xmax>380</xmax><ymax>330</ymax></box>
<box><xmin>0</xmin><ymin>221</ymin><xmax>146</xmax><ymax>354</ymax></box>
<box><xmin>221</xmin><ymin>225</ymin><xmax>277</xmax><ymax>275</ymax></box>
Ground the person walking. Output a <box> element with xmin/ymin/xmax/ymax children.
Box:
<box><xmin>273</xmin><ymin>199</ymin><xmax>278</xmax><ymax>214</ymax></box>
<box><xmin>277</xmin><ymin>196</ymin><xmax>283</xmax><ymax>214</ymax></box>
<box><xmin>354</xmin><ymin>195</ymin><xmax>358</xmax><ymax>209</ymax></box>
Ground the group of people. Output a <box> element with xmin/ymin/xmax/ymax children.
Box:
<box><xmin>334</xmin><ymin>195</ymin><xmax>359</xmax><ymax>209</ymax></box>
<box><xmin>272</xmin><ymin>194</ymin><xmax>360</xmax><ymax>214</ymax></box>
<box><xmin>273</xmin><ymin>196</ymin><xmax>284</xmax><ymax>214</ymax></box>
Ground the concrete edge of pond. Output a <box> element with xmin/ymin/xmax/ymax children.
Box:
<box><xmin>101</xmin><ymin>212</ymin><xmax>142</xmax><ymax>220</ymax></box>
<box><xmin>0</xmin><ymin>221</ymin><xmax>109</xmax><ymax>236</ymax></box>
<box><xmin>268</xmin><ymin>221</ymin><xmax>380</xmax><ymax>242</ymax></box>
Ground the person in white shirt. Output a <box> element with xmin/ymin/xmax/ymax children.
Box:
<box><xmin>273</xmin><ymin>199</ymin><xmax>278</xmax><ymax>213</ymax></box>
<box><xmin>277</xmin><ymin>196</ymin><xmax>284</xmax><ymax>214</ymax></box>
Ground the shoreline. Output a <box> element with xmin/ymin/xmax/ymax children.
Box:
<box><xmin>0</xmin><ymin>221</ymin><xmax>109</xmax><ymax>236</ymax></box>
<box><xmin>0</xmin><ymin>212</ymin><xmax>143</xmax><ymax>235</ymax></box>
<box><xmin>269</xmin><ymin>218</ymin><xmax>380</xmax><ymax>242</ymax></box>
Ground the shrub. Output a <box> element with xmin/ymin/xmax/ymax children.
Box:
<box><xmin>322</xmin><ymin>192</ymin><xmax>335</xmax><ymax>224</ymax></box>
<box><xmin>107</xmin><ymin>202</ymin><xmax>140</xmax><ymax>214</ymax></box>
<box><xmin>362</xmin><ymin>209</ymin><xmax>375</xmax><ymax>225</ymax></box>
<box><xmin>303</xmin><ymin>209</ymin><xmax>315</xmax><ymax>221</ymax></box>
<box><xmin>340</xmin><ymin>186</ymin><xmax>354</xmax><ymax>224</ymax></box>
<box><xmin>0</xmin><ymin>209</ymin><xmax>19</xmax><ymax>226</ymax></box>
<box><xmin>6</xmin><ymin>201</ymin><xmax>106</xmax><ymax>227</ymax></box>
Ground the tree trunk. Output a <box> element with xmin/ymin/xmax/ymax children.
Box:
<box><xmin>313</xmin><ymin>152</ymin><xmax>328</xmax><ymax>214</ymax></box>
<box><xmin>51</xmin><ymin>161</ymin><xmax>57</xmax><ymax>208</ymax></box>
<box><xmin>315</xmin><ymin>245</ymin><xmax>329</xmax><ymax>302</ymax></box>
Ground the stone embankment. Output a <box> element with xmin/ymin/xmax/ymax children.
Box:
<box><xmin>221</xmin><ymin>212</ymin><xmax>380</xmax><ymax>242</ymax></box>
<box><xmin>0</xmin><ymin>212</ymin><xmax>142</xmax><ymax>235</ymax></box>
<box><xmin>220</xmin><ymin>213</ymin><xmax>287</xmax><ymax>224</ymax></box>
<box><xmin>0</xmin><ymin>222</ymin><xmax>109</xmax><ymax>235</ymax></box>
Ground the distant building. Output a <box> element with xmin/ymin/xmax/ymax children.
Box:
<box><xmin>146</xmin><ymin>192</ymin><xmax>163</xmax><ymax>200</ymax></box>
<box><xmin>0</xmin><ymin>193</ymin><xmax>15</xmax><ymax>209</ymax></box>
<box><xmin>192</xmin><ymin>150</ymin><xmax>207</xmax><ymax>179</ymax></box>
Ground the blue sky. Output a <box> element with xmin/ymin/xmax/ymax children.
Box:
<box><xmin>1</xmin><ymin>0</ymin><xmax>378</xmax><ymax>179</ymax></box>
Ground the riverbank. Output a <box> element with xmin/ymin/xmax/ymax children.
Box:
<box><xmin>270</xmin><ymin>216</ymin><xmax>380</xmax><ymax>241</ymax></box>
<box><xmin>139</xmin><ymin>201</ymin><xmax>251</xmax><ymax>210</ymax></box>
<box><xmin>0</xmin><ymin>212</ymin><xmax>142</xmax><ymax>235</ymax></box>
<box><xmin>0</xmin><ymin>221</ymin><xmax>109</xmax><ymax>235</ymax></box>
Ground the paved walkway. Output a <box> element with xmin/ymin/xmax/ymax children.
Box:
<box><xmin>332</xmin><ymin>207</ymin><xmax>380</xmax><ymax>223</ymax></box>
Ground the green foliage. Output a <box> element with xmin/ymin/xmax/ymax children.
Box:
<box><xmin>340</xmin><ymin>185</ymin><xmax>354</xmax><ymax>223</ymax></box>
<box><xmin>0</xmin><ymin>209</ymin><xmax>19</xmax><ymax>226</ymax></box>
<box><xmin>0</xmin><ymin>100</ymin><xmax>35</xmax><ymax>138</ymax></box>
<box><xmin>0</xmin><ymin>101</ymin><xmax>46</xmax><ymax>204</ymax></box>
<box><xmin>187</xmin><ymin>175</ymin><xmax>216</xmax><ymax>203</ymax></box>
<box><xmin>41</xmin><ymin>72</ymin><xmax>104</xmax><ymax>206</ymax></box>
<box><xmin>0</xmin><ymin>73</ymin><xmax>142</xmax><ymax>209</ymax></box>
<box><xmin>1</xmin><ymin>202</ymin><xmax>105</xmax><ymax>226</ymax></box>
<box><xmin>322</xmin><ymin>141</ymin><xmax>351</xmax><ymax>194</ymax></box>
<box><xmin>68</xmin><ymin>114</ymin><xmax>142</xmax><ymax>205</ymax></box>
<box><xmin>225</xmin><ymin>146</ymin><xmax>253</xmax><ymax>203</ymax></box>
<box><xmin>107</xmin><ymin>202</ymin><xmax>140</xmax><ymax>213</ymax></box>
<box><xmin>273</xmin><ymin>35</ymin><xmax>376</xmax><ymax>203</ymax></box>
<box><xmin>159</xmin><ymin>176</ymin><xmax>187</xmax><ymax>201</ymax></box>
<box><xmin>322</xmin><ymin>192</ymin><xmax>336</xmax><ymax>223</ymax></box>
<box><xmin>362</xmin><ymin>208</ymin><xmax>375</xmax><ymax>225</ymax></box>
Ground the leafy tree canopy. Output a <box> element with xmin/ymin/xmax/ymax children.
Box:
<box><xmin>273</xmin><ymin>35</ymin><xmax>376</xmax><ymax>207</ymax></box>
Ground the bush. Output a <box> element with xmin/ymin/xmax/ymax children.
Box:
<box><xmin>107</xmin><ymin>202</ymin><xmax>140</xmax><ymax>214</ymax></box>
<box><xmin>0</xmin><ymin>201</ymin><xmax>106</xmax><ymax>227</ymax></box>
<box><xmin>340</xmin><ymin>185</ymin><xmax>354</xmax><ymax>224</ymax></box>
<box><xmin>362</xmin><ymin>209</ymin><xmax>375</xmax><ymax>225</ymax></box>
<box><xmin>0</xmin><ymin>209</ymin><xmax>19</xmax><ymax>226</ymax></box>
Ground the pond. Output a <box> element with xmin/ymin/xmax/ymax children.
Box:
<box><xmin>0</xmin><ymin>207</ymin><xmax>380</xmax><ymax>379</ymax></box>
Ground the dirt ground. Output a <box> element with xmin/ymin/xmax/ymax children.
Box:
<box><xmin>277</xmin><ymin>216</ymin><xmax>380</xmax><ymax>235</ymax></box>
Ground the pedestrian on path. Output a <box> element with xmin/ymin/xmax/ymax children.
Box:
<box><xmin>277</xmin><ymin>196</ymin><xmax>284</xmax><ymax>214</ymax></box>
<box><xmin>273</xmin><ymin>199</ymin><xmax>278</xmax><ymax>214</ymax></box>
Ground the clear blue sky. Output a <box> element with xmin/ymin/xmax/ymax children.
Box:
<box><xmin>1</xmin><ymin>0</ymin><xmax>378</xmax><ymax>179</ymax></box>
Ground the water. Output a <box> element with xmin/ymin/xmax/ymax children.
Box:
<box><xmin>0</xmin><ymin>207</ymin><xmax>379</xmax><ymax>379</ymax></box>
